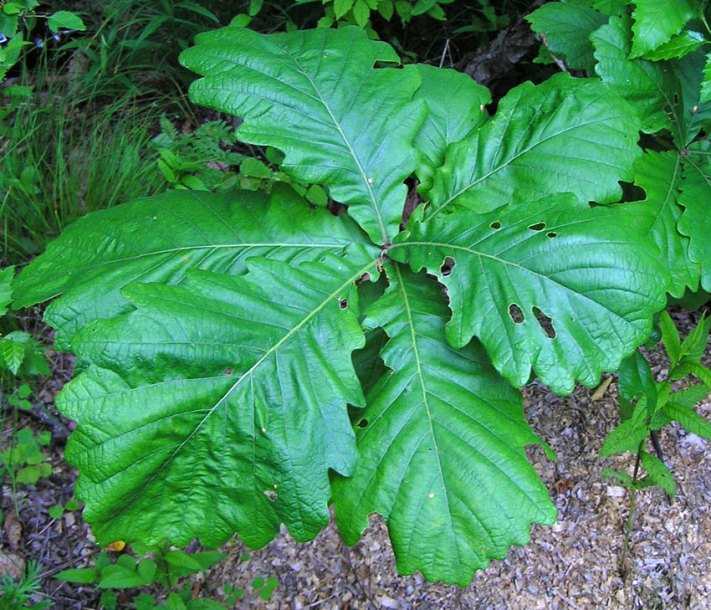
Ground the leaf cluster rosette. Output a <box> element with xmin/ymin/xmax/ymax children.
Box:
<box><xmin>13</xmin><ymin>25</ymin><xmax>672</xmax><ymax>584</ymax></box>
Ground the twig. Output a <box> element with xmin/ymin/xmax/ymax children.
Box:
<box><xmin>438</xmin><ymin>39</ymin><xmax>451</xmax><ymax>68</ymax></box>
<box><xmin>539</xmin><ymin>34</ymin><xmax>568</xmax><ymax>72</ymax></box>
<box><xmin>620</xmin><ymin>441</ymin><xmax>643</xmax><ymax>578</ymax></box>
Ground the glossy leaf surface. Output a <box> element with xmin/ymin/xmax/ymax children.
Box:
<box><xmin>622</xmin><ymin>152</ymin><xmax>700</xmax><ymax>298</ymax></box>
<box><xmin>592</xmin><ymin>15</ymin><xmax>679</xmax><ymax>134</ymax></box>
<box><xmin>12</xmin><ymin>23</ymin><xmax>685</xmax><ymax>585</ymax></box>
<box><xmin>592</xmin><ymin>16</ymin><xmax>710</xmax><ymax>144</ymax></box>
<box><xmin>411</xmin><ymin>65</ymin><xmax>490</xmax><ymax>197</ymax></box>
<box><xmin>678</xmin><ymin>146</ymin><xmax>711</xmax><ymax>292</ymax></box>
<box><xmin>630</xmin><ymin>0</ymin><xmax>695</xmax><ymax>57</ymax></box>
<box><xmin>526</xmin><ymin>0</ymin><xmax>608</xmax><ymax>71</ymax></box>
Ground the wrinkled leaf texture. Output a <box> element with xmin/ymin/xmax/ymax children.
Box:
<box><xmin>13</xmin><ymin>186</ymin><xmax>368</xmax><ymax>347</ymax></box>
<box><xmin>12</xmin><ymin>25</ymin><xmax>671</xmax><ymax>584</ymax></box>
<box><xmin>61</xmin><ymin>250</ymin><xmax>375</xmax><ymax>548</ymax></box>
<box><xmin>180</xmin><ymin>26</ymin><xmax>425</xmax><ymax>243</ymax></box>
<box><xmin>333</xmin><ymin>264</ymin><xmax>555</xmax><ymax>585</ymax></box>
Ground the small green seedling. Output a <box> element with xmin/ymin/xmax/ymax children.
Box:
<box><xmin>0</xmin><ymin>560</ymin><xmax>52</xmax><ymax>609</ymax></box>
<box><xmin>56</xmin><ymin>546</ymin><xmax>227</xmax><ymax>609</ymax></box>
<box><xmin>251</xmin><ymin>575</ymin><xmax>278</xmax><ymax>602</ymax></box>
<box><xmin>602</xmin><ymin>312</ymin><xmax>711</xmax><ymax>571</ymax></box>
<box><xmin>48</xmin><ymin>498</ymin><xmax>80</xmax><ymax>520</ymax></box>
<box><xmin>0</xmin><ymin>428</ymin><xmax>52</xmax><ymax>485</ymax></box>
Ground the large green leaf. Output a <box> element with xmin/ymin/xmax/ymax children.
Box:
<box><xmin>427</xmin><ymin>73</ymin><xmax>641</xmax><ymax>218</ymax></box>
<box><xmin>526</xmin><ymin>0</ymin><xmax>608</xmax><ymax>72</ymax></box>
<box><xmin>411</xmin><ymin>65</ymin><xmax>490</xmax><ymax>197</ymax></box>
<box><xmin>393</xmin><ymin>196</ymin><xmax>668</xmax><ymax>393</ymax></box>
<box><xmin>592</xmin><ymin>16</ymin><xmax>710</xmax><ymax>143</ymax></box>
<box><xmin>630</xmin><ymin>0</ymin><xmax>695</xmax><ymax>58</ymax></box>
<box><xmin>60</xmin><ymin>250</ymin><xmax>378</xmax><ymax>548</ymax></box>
<box><xmin>678</xmin><ymin>145</ymin><xmax>711</xmax><ymax>291</ymax></box>
<box><xmin>13</xmin><ymin>186</ymin><xmax>371</xmax><ymax>348</ymax></box>
<box><xmin>180</xmin><ymin>26</ymin><xmax>425</xmax><ymax>243</ymax></box>
<box><xmin>620</xmin><ymin>152</ymin><xmax>700</xmax><ymax>298</ymax></box>
<box><xmin>333</xmin><ymin>264</ymin><xmax>554</xmax><ymax>585</ymax></box>
<box><xmin>592</xmin><ymin>15</ymin><xmax>680</xmax><ymax>135</ymax></box>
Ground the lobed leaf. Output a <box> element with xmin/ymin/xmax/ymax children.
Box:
<box><xmin>394</xmin><ymin>195</ymin><xmax>669</xmax><ymax>393</ymax></box>
<box><xmin>59</xmin><ymin>250</ymin><xmax>378</xmax><ymax>548</ymax></box>
<box><xmin>180</xmin><ymin>26</ymin><xmax>425</xmax><ymax>243</ymax></box>
<box><xmin>592</xmin><ymin>15</ymin><xmax>680</xmax><ymax>135</ymax></box>
<box><xmin>411</xmin><ymin>65</ymin><xmax>490</xmax><ymax>197</ymax></box>
<box><xmin>592</xmin><ymin>16</ymin><xmax>711</xmax><ymax>144</ymax></box>
<box><xmin>427</xmin><ymin>73</ymin><xmax>641</xmax><ymax>218</ymax></box>
<box><xmin>333</xmin><ymin>264</ymin><xmax>554</xmax><ymax>585</ymax></box>
<box><xmin>13</xmin><ymin>187</ymin><xmax>371</xmax><ymax>348</ymax></box>
<box><xmin>619</xmin><ymin>152</ymin><xmax>700</xmax><ymax>298</ymax></box>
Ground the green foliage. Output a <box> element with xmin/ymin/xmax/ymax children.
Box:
<box><xmin>319</xmin><ymin>0</ymin><xmax>454</xmax><ymax>28</ymax></box>
<box><xmin>0</xmin><ymin>1</ymin><xmax>84</xmax><ymax>81</ymax></box>
<box><xmin>0</xmin><ymin>93</ymin><xmax>165</xmax><ymax>263</ymax></box>
<box><xmin>0</xmin><ymin>267</ymin><xmax>11</xmax><ymax>316</ymax></box>
<box><xmin>56</xmin><ymin>545</ymin><xmax>227</xmax><ymax>610</ymax></box>
<box><xmin>0</xmin><ymin>427</ymin><xmax>52</xmax><ymax>486</ymax></box>
<box><xmin>251</xmin><ymin>575</ymin><xmax>278</xmax><ymax>602</ymax></box>
<box><xmin>602</xmin><ymin>312</ymin><xmax>711</xmax><ymax>497</ymax></box>
<box><xmin>152</xmin><ymin>117</ymin><xmax>245</xmax><ymax>191</ymax></box>
<box><xmin>152</xmin><ymin>117</ymin><xmax>330</xmax><ymax>204</ymax></box>
<box><xmin>526</xmin><ymin>0</ymin><xmax>608</xmax><ymax>71</ymax></box>
<box><xmin>48</xmin><ymin>498</ymin><xmax>80</xmax><ymax>521</ymax></box>
<box><xmin>527</xmin><ymin>0</ymin><xmax>711</xmax><ymax>297</ymax></box>
<box><xmin>0</xmin><ymin>269</ymin><xmax>48</xmax><ymax>378</ymax></box>
<box><xmin>0</xmin><ymin>560</ymin><xmax>51</xmax><ymax>610</ymax></box>
<box><xmin>13</xmin><ymin>23</ymin><xmax>682</xmax><ymax>585</ymax></box>
<box><xmin>629</xmin><ymin>0</ymin><xmax>696</xmax><ymax>58</ymax></box>
<box><xmin>48</xmin><ymin>0</ymin><xmax>220</xmax><ymax>102</ymax></box>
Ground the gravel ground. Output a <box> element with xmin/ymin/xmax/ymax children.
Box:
<box><xmin>2</xmin><ymin>310</ymin><xmax>710</xmax><ymax>609</ymax></box>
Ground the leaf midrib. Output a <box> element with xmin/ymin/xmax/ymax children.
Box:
<box><xmin>392</xmin><ymin>240</ymin><xmax>648</xmax><ymax>328</ymax></box>
<box><xmin>264</xmin><ymin>35</ymin><xmax>389</xmax><ymax>243</ymax></box>
<box><xmin>391</xmin><ymin>263</ymin><xmax>457</xmax><ymax>556</ymax></box>
<box><xmin>427</xmin><ymin>106</ymin><xmax>616</xmax><ymax>220</ymax></box>
<box><xmin>106</xmin><ymin>258</ymin><xmax>379</xmax><ymax>513</ymax></box>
